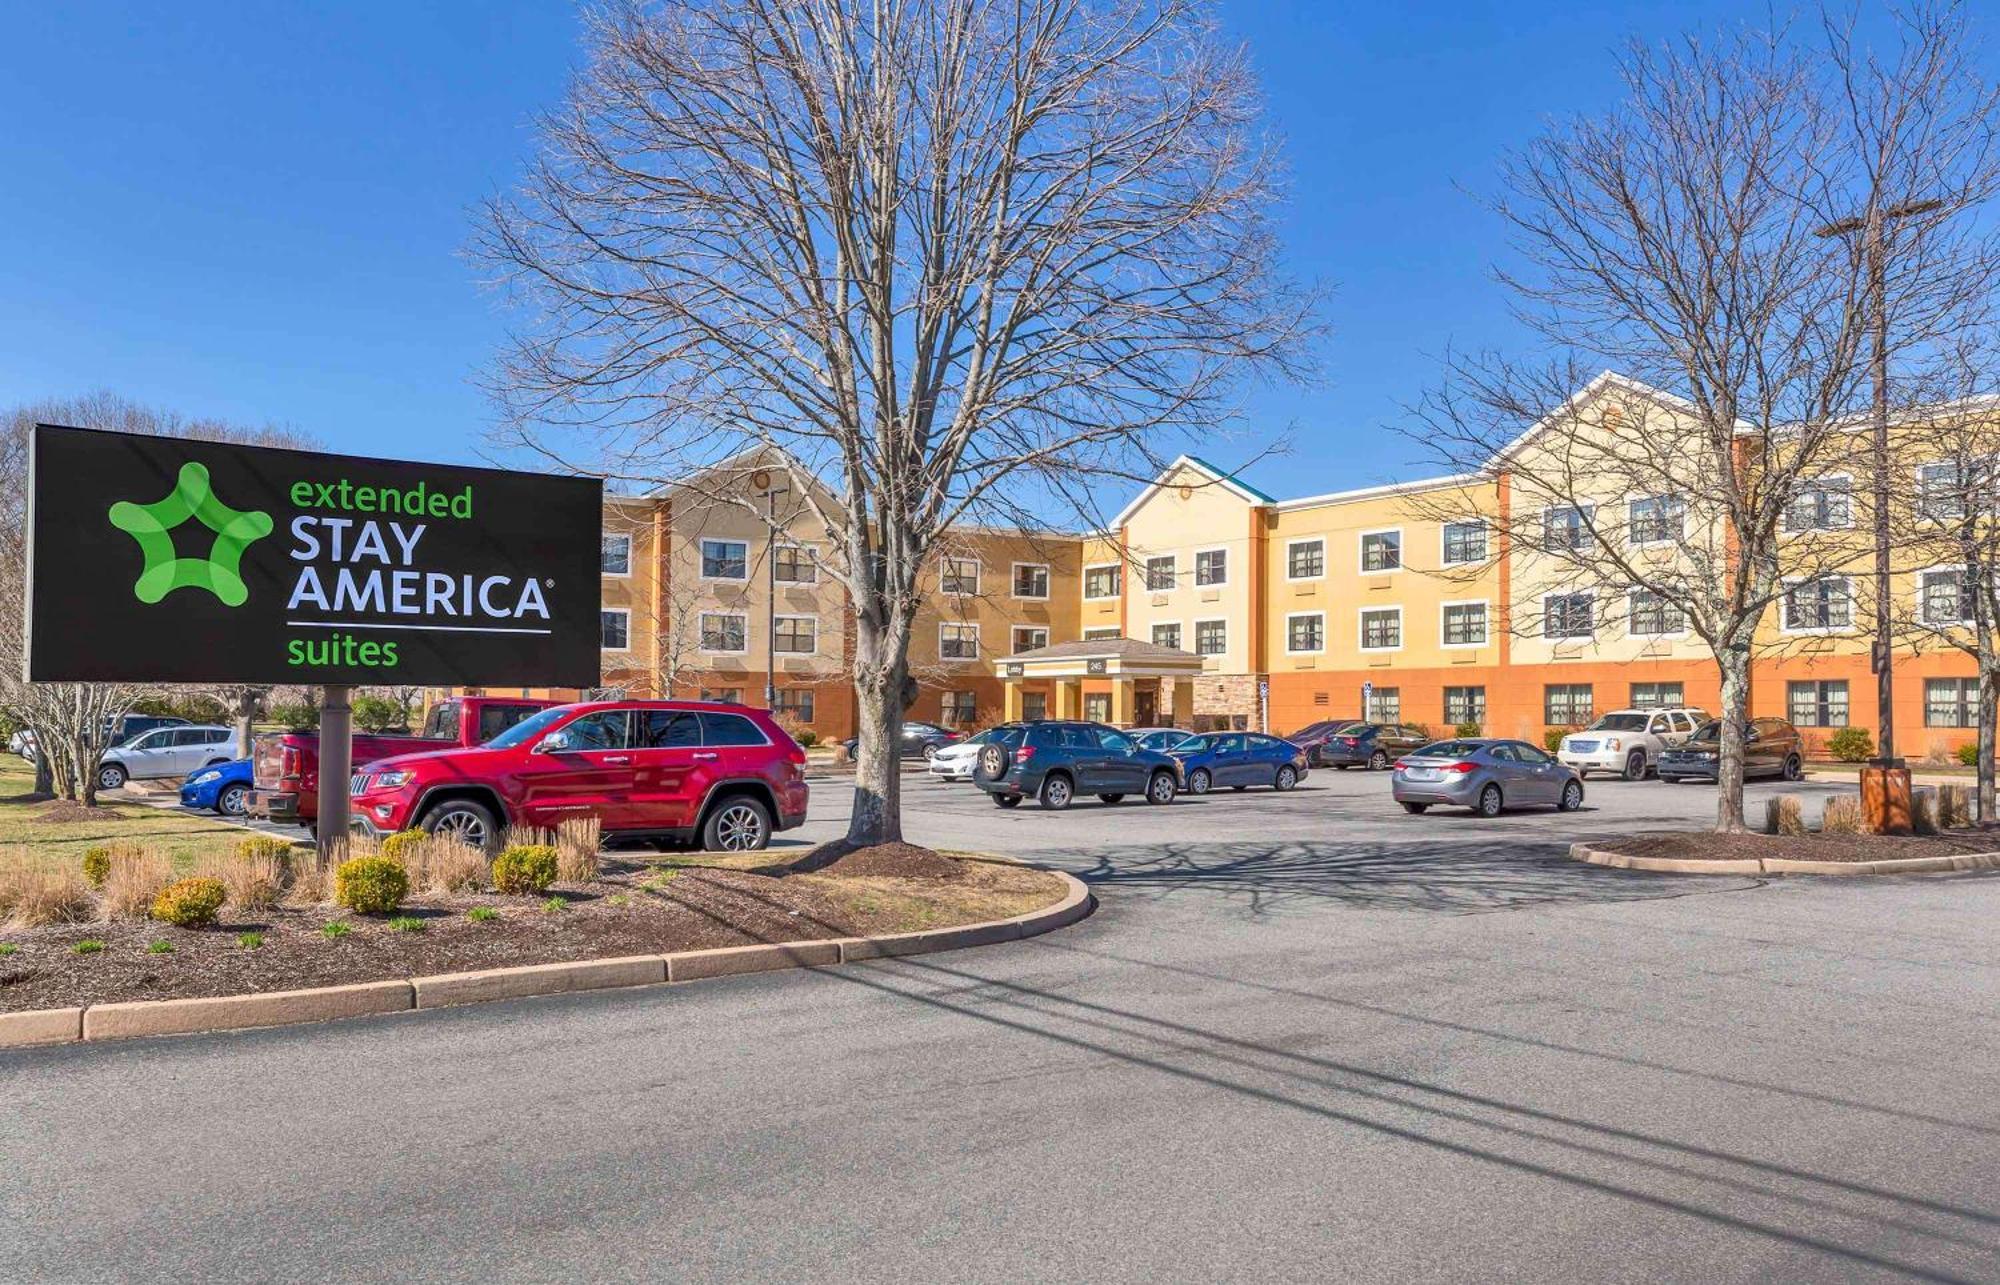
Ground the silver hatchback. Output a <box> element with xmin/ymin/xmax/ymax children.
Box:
<box><xmin>1389</xmin><ymin>738</ymin><xmax>1585</xmax><ymax>817</ymax></box>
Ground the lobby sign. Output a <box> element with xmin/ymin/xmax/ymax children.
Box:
<box><xmin>26</xmin><ymin>424</ymin><xmax>603</xmax><ymax>686</ymax></box>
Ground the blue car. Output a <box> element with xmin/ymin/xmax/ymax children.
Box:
<box><xmin>1169</xmin><ymin>732</ymin><xmax>1309</xmax><ymax>795</ymax></box>
<box><xmin>181</xmin><ymin>758</ymin><xmax>253</xmax><ymax>817</ymax></box>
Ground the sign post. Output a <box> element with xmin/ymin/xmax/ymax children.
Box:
<box><xmin>317</xmin><ymin>684</ymin><xmax>352</xmax><ymax>861</ymax></box>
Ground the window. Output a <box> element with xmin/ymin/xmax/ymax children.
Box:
<box><xmin>1012</xmin><ymin>626</ymin><xmax>1049</xmax><ymax>654</ymax></box>
<box><xmin>1083</xmin><ymin>627</ymin><xmax>1120</xmax><ymax>640</ymax></box>
<box><xmin>1783</xmin><ymin>578</ymin><xmax>1852</xmax><ymax>631</ymax></box>
<box><xmin>1195</xmin><ymin>548</ymin><xmax>1228</xmax><ymax>586</ymax></box>
<box><xmin>1084</xmin><ymin>694</ymin><xmax>1111</xmax><ymax>722</ymax></box>
<box><xmin>1441</xmin><ymin>602</ymin><xmax>1487</xmax><ymax>647</ymax></box>
<box><xmin>1785</xmin><ymin>477</ymin><xmax>1852</xmax><ymax>532</ymax></box>
<box><xmin>700</xmin><ymin>612</ymin><xmax>746</xmax><ymax>653</ymax></box>
<box><xmin>1084</xmin><ymin>564</ymin><xmax>1121</xmax><ymax>599</ymax></box>
<box><xmin>1628</xmin><ymin>589</ymin><xmax>1684</xmax><ymax>637</ymax></box>
<box><xmin>1288</xmin><ymin>539</ymin><xmax>1325</xmax><ymax>579</ymax></box>
<box><xmin>701</xmin><ymin>539</ymin><xmax>748</xmax><ymax>580</ymax></box>
<box><xmin>640</xmin><ymin>711</ymin><xmax>701</xmax><ymax>747</ymax></box>
<box><xmin>1021</xmin><ymin>692</ymin><xmax>1048</xmax><ymax>721</ymax></box>
<box><xmin>1630</xmin><ymin>682</ymin><xmax>1684</xmax><ymax>710</ymax></box>
<box><xmin>1788</xmin><ymin>680</ymin><xmax>1849</xmax><ymax>728</ymax></box>
<box><xmin>700</xmin><ymin>687</ymin><xmax>743</xmax><ymax>704</ymax></box>
<box><xmin>600</xmin><ymin>609</ymin><xmax>630</xmax><ymax>651</ymax></box>
<box><xmin>1544</xmin><ymin>593</ymin><xmax>1594</xmax><ymax>640</ymax></box>
<box><xmin>941</xmin><ymin>557</ymin><xmax>979</xmax><ymax>595</ymax></box>
<box><xmin>773</xmin><ymin>616</ymin><xmax>817</xmax><ymax>655</ymax></box>
<box><xmin>1012</xmin><ymin>563</ymin><xmax>1049</xmax><ymax>599</ymax></box>
<box><xmin>560</xmin><ymin>710</ymin><xmax>631</xmax><ymax>750</ymax></box>
<box><xmin>1628</xmin><ymin>495</ymin><xmax>1684</xmax><ymax>545</ymax></box>
<box><xmin>1544</xmin><ymin>683</ymin><xmax>1594</xmax><ymax>725</ymax></box>
<box><xmin>476</xmin><ymin>703</ymin><xmax>544</xmax><ymax>743</ymax></box>
<box><xmin>772</xmin><ymin>688</ymin><xmax>815</xmax><ymax>723</ymax></box>
<box><xmin>940</xmin><ymin>622</ymin><xmax>980</xmax><ymax>660</ymax></box>
<box><xmin>1442</xmin><ymin>520</ymin><xmax>1488</xmax><ymax>565</ymax></box>
<box><xmin>1360</xmin><ymin>607</ymin><xmax>1402</xmax><ymax>650</ymax></box>
<box><xmin>1194</xmin><ymin>619</ymin><xmax>1227</xmax><ymax>655</ymax></box>
<box><xmin>601</xmin><ymin>533</ymin><xmax>631</xmax><ymax>575</ymax></box>
<box><xmin>1287</xmin><ymin>613</ymin><xmax>1324</xmax><ymax>653</ymax></box>
<box><xmin>1921</xmin><ymin>569</ymin><xmax>1971</xmax><ymax>626</ymax></box>
<box><xmin>700</xmin><ymin>712</ymin><xmax>768</xmax><ymax>746</ymax></box>
<box><xmin>1145</xmin><ymin>555</ymin><xmax>1177</xmax><ymax>591</ymax></box>
<box><xmin>1152</xmin><ymin>622</ymin><xmax>1182</xmax><ymax>650</ymax></box>
<box><xmin>1444</xmin><ymin>686</ymin><xmax>1486</xmax><ymax>727</ymax></box>
<box><xmin>1918</xmin><ymin>461</ymin><xmax>1966</xmax><ymax>521</ymax></box>
<box><xmin>1365</xmin><ymin>686</ymin><xmax>1400</xmax><ymax>721</ymax></box>
<box><xmin>941</xmin><ymin>691</ymin><xmax>977</xmax><ymax>726</ymax></box>
<box><xmin>1360</xmin><ymin>530</ymin><xmax>1401</xmax><ymax>573</ymax></box>
<box><xmin>1542</xmin><ymin>506</ymin><xmax>1592</xmax><ymax>553</ymax></box>
<box><xmin>1926</xmin><ymin>677</ymin><xmax>1977</xmax><ymax>727</ymax></box>
<box><xmin>774</xmin><ymin>544</ymin><xmax>817</xmax><ymax>584</ymax></box>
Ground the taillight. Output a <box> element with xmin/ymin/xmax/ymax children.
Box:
<box><xmin>1444</xmin><ymin>761</ymin><xmax>1477</xmax><ymax>774</ymax></box>
<box><xmin>1014</xmin><ymin>746</ymin><xmax>1036</xmax><ymax>764</ymax></box>
<box><xmin>784</xmin><ymin>744</ymin><xmax>806</xmax><ymax>766</ymax></box>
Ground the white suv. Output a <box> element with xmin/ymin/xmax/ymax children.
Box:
<box><xmin>1558</xmin><ymin>708</ymin><xmax>1708</xmax><ymax>781</ymax></box>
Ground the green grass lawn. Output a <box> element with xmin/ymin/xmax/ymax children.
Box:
<box><xmin>0</xmin><ymin>756</ymin><xmax>297</xmax><ymax>871</ymax></box>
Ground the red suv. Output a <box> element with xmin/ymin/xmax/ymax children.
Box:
<box><xmin>350</xmin><ymin>701</ymin><xmax>809</xmax><ymax>852</ymax></box>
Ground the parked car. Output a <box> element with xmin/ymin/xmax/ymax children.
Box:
<box><xmin>1656</xmin><ymin>718</ymin><xmax>1804</xmax><ymax>783</ymax></box>
<box><xmin>249</xmin><ymin>695</ymin><xmax>556</xmax><ymax>834</ymax></box>
<box><xmin>841</xmin><ymin>721</ymin><xmax>965</xmax><ymax>761</ymax></box>
<box><xmin>971</xmin><ymin>720</ymin><xmax>1180</xmax><ymax>810</ymax></box>
<box><xmin>97</xmin><ymin>724</ymin><xmax>235</xmax><ymax>790</ymax></box>
<box><xmin>1390</xmin><ymin>738</ymin><xmax>1585</xmax><ymax>817</ymax></box>
<box><xmin>927</xmin><ymin>725</ymin><xmax>1019</xmax><ymax>782</ymax></box>
<box><xmin>350</xmin><ymin>700</ymin><xmax>810</xmax><ymax>852</ymax></box>
<box><xmin>1284</xmin><ymin>719</ymin><xmax>1360</xmax><ymax>767</ymax></box>
<box><xmin>1557</xmin><ymin>708</ymin><xmax>1710</xmax><ymax>780</ymax></box>
<box><xmin>13</xmin><ymin>714</ymin><xmax>189</xmax><ymax>764</ymax></box>
<box><xmin>1315</xmin><ymin>722</ymin><xmax>1433</xmax><ymax>770</ymax></box>
<box><xmin>180</xmin><ymin>758</ymin><xmax>253</xmax><ymax>816</ymax></box>
<box><xmin>1132</xmin><ymin>727</ymin><xmax>1201</xmax><ymax>753</ymax></box>
<box><xmin>1170</xmin><ymin>732</ymin><xmax>1309</xmax><ymax>794</ymax></box>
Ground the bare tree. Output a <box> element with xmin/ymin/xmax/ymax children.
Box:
<box><xmin>477</xmin><ymin>0</ymin><xmax>1312</xmax><ymax>845</ymax></box>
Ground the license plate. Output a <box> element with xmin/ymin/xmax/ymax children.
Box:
<box><xmin>1405</xmin><ymin>768</ymin><xmax>1440</xmax><ymax>781</ymax></box>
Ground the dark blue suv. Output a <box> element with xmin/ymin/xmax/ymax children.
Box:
<box><xmin>972</xmin><ymin>721</ymin><xmax>1181</xmax><ymax>809</ymax></box>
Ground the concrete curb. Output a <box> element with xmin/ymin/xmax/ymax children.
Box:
<box><xmin>1</xmin><ymin>871</ymin><xmax>1093</xmax><ymax>1049</ymax></box>
<box><xmin>1569</xmin><ymin>842</ymin><xmax>2000</xmax><ymax>877</ymax></box>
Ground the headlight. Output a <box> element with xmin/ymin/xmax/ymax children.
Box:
<box><xmin>372</xmin><ymin>770</ymin><xmax>416</xmax><ymax>789</ymax></box>
<box><xmin>192</xmin><ymin>770</ymin><xmax>221</xmax><ymax>784</ymax></box>
<box><xmin>1603</xmin><ymin>738</ymin><xmax>1621</xmax><ymax>751</ymax></box>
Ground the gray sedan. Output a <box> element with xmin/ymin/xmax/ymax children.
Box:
<box><xmin>1389</xmin><ymin>738</ymin><xmax>1585</xmax><ymax>817</ymax></box>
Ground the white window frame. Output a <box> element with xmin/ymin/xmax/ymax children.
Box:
<box><xmin>1915</xmin><ymin>460</ymin><xmax>1967</xmax><ymax>523</ymax></box>
<box><xmin>1626</xmin><ymin>587</ymin><xmax>1689</xmax><ymax>639</ymax></box>
<box><xmin>1358</xmin><ymin>527</ymin><xmax>1404</xmax><ymax>575</ymax></box>
<box><xmin>1540</xmin><ymin>505</ymin><xmax>1595</xmax><ymax>554</ymax></box>
<box><xmin>1541</xmin><ymin>591</ymin><xmax>1596</xmax><ymax>642</ymax></box>
<box><xmin>1783</xmin><ymin>474</ymin><xmax>1855</xmax><ymax>534</ymax></box>
<box><xmin>1082</xmin><ymin>626</ymin><xmax>1121</xmax><ymax>641</ymax></box>
<box><xmin>1440</xmin><ymin>519</ymin><xmax>1489</xmax><ymax>567</ymax></box>
<box><xmin>1358</xmin><ymin>605</ymin><xmax>1404</xmax><ymax>653</ymax></box>
<box><xmin>1009</xmin><ymin>561</ymin><xmax>1050</xmax><ymax>601</ymax></box>
<box><xmin>771</xmin><ymin>613</ymin><xmax>819</xmax><ymax>657</ymax></box>
<box><xmin>938</xmin><ymin>621</ymin><xmax>981</xmax><ymax>663</ymax></box>
<box><xmin>772</xmin><ymin>541</ymin><xmax>819</xmax><ymax>585</ymax></box>
<box><xmin>599</xmin><ymin>606</ymin><xmax>631</xmax><ymax>652</ymax></box>
<box><xmin>1011</xmin><ymin>625</ymin><xmax>1050</xmax><ymax>654</ymax></box>
<box><xmin>1193</xmin><ymin>546</ymin><xmax>1230</xmax><ymax>588</ymax></box>
<box><xmin>1284</xmin><ymin>610</ymin><xmax>1326</xmax><ymax>655</ymax></box>
<box><xmin>1780</xmin><ymin>575</ymin><xmax>1855</xmax><ymax>635</ymax></box>
<box><xmin>1916</xmin><ymin>564</ymin><xmax>1974</xmax><ymax>627</ymax></box>
<box><xmin>1082</xmin><ymin>562</ymin><xmax>1122</xmax><ymax>601</ymax></box>
<box><xmin>1192</xmin><ymin>617</ymin><xmax>1229</xmax><ymax>657</ymax></box>
<box><xmin>600</xmin><ymin>532</ymin><xmax>633</xmax><ymax>578</ymax></box>
<box><xmin>699</xmin><ymin>538</ymin><xmax>749</xmax><ymax>582</ymax></box>
<box><xmin>1284</xmin><ymin>537</ymin><xmax>1326</xmax><ymax>582</ymax></box>
<box><xmin>1438</xmin><ymin>599</ymin><xmax>1490</xmax><ymax>649</ymax></box>
<box><xmin>1144</xmin><ymin>554</ymin><xmax>1178</xmax><ymax>593</ymax></box>
<box><xmin>940</xmin><ymin>556</ymin><xmax>981</xmax><ymax>596</ymax></box>
<box><xmin>698</xmin><ymin>610</ymin><xmax>749</xmax><ymax>656</ymax></box>
<box><xmin>1626</xmin><ymin>495</ymin><xmax>1685</xmax><ymax>548</ymax></box>
<box><xmin>1150</xmin><ymin>620</ymin><xmax>1184</xmax><ymax>650</ymax></box>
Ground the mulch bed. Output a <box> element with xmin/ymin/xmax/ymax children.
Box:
<box><xmin>808</xmin><ymin>842</ymin><xmax>964</xmax><ymax>880</ymax></box>
<box><xmin>1607</xmin><ymin>831</ymin><xmax>2000</xmax><ymax>864</ymax></box>
<box><xmin>34</xmin><ymin>801</ymin><xmax>123</xmax><ymax>824</ymax></box>
<box><xmin>0</xmin><ymin>848</ymin><xmax>1059</xmax><ymax>1013</ymax></box>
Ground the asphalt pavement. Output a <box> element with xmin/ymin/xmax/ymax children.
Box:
<box><xmin>6</xmin><ymin>768</ymin><xmax>1999</xmax><ymax>1283</ymax></box>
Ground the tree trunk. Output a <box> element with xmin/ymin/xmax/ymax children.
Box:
<box><xmin>235</xmin><ymin>688</ymin><xmax>261</xmax><ymax>761</ymax></box>
<box><xmin>1981</xmin><ymin>657</ymin><xmax>1998</xmax><ymax>828</ymax></box>
<box><xmin>845</xmin><ymin>612</ymin><xmax>914</xmax><ymax>848</ymax></box>
<box><xmin>1714</xmin><ymin>644</ymin><xmax>1752</xmax><ymax>833</ymax></box>
<box><xmin>31</xmin><ymin>752</ymin><xmax>52</xmax><ymax>798</ymax></box>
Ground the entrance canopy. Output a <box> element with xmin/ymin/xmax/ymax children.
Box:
<box><xmin>992</xmin><ymin>637</ymin><xmax>1205</xmax><ymax>726</ymax></box>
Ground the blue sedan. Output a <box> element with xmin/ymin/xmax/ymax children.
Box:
<box><xmin>1169</xmin><ymin>732</ymin><xmax>1309</xmax><ymax>794</ymax></box>
<box><xmin>180</xmin><ymin>758</ymin><xmax>253</xmax><ymax>816</ymax></box>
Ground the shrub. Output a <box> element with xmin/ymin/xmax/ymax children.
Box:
<box><xmin>334</xmin><ymin>856</ymin><xmax>409</xmax><ymax>915</ymax></box>
<box><xmin>147</xmin><ymin>938</ymin><xmax>174</xmax><ymax>954</ymax></box>
<box><xmin>270</xmin><ymin>702</ymin><xmax>319</xmax><ymax>730</ymax></box>
<box><xmin>387</xmin><ymin>915</ymin><xmax>425</xmax><ymax>933</ymax></box>
<box><xmin>1542</xmin><ymin>728</ymin><xmax>1570</xmax><ymax>754</ymax></box>
<box><xmin>1956</xmin><ymin>742</ymin><xmax>1981</xmax><ymax>768</ymax></box>
<box><xmin>236</xmin><ymin>834</ymin><xmax>294</xmax><ymax>864</ymax></box>
<box><xmin>555</xmin><ymin>816</ymin><xmax>601</xmax><ymax>883</ymax></box>
<box><xmin>541</xmin><ymin>895</ymin><xmax>567</xmax><ymax>913</ymax></box>
<box><xmin>796</xmin><ymin>730</ymin><xmax>819</xmax><ymax>748</ymax></box>
<box><xmin>81</xmin><ymin>847</ymin><xmax>112</xmax><ymax>889</ymax></box>
<box><xmin>350</xmin><ymin>694</ymin><xmax>408</xmax><ymax>734</ymax></box>
<box><xmin>151</xmin><ymin>877</ymin><xmax>226</xmax><ymax>927</ymax></box>
<box><xmin>1826</xmin><ymin>727</ymin><xmax>1874</xmax><ymax>763</ymax></box>
<box><xmin>466</xmin><ymin>906</ymin><xmax>498</xmax><ymax>923</ymax></box>
<box><xmin>0</xmin><ymin>943</ymin><xmax>16</xmax><ymax>955</ymax></box>
<box><xmin>1454</xmin><ymin>721</ymin><xmax>1482</xmax><ymax>739</ymax></box>
<box><xmin>321</xmin><ymin>919</ymin><xmax>352</xmax><ymax>939</ymax></box>
<box><xmin>72</xmin><ymin>939</ymin><xmax>106</xmax><ymax>954</ymax></box>
<box><xmin>1937</xmin><ymin>783</ymin><xmax>1972</xmax><ymax>829</ymax></box>
<box><xmin>0</xmin><ymin>853</ymin><xmax>95</xmax><ymax>928</ymax></box>
<box><xmin>98</xmin><ymin>846</ymin><xmax>174</xmax><ymax>920</ymax></box>
<box><xmin>1821</xmin><ymin>795</ymin><xmax>1862</xmax><ymax>835</ymax></box>
<box><xmin>378</xmin><ymin>830</ymin><xmax>428</xmax><ymax>864</ymax></box>
<box><xmin>235</xmin><ymin>931</ymin><xmax>264</xmax><ymax>949</ymax></box>
<box><xmin>492</xmin><ymin>845</ymin><xmax>559</xmax><ymax>895</ymax></box>
<box><xmin>1765</xmin><ymin>795</ymin><xmax>1805</xmax><ymax>837</ymax></box>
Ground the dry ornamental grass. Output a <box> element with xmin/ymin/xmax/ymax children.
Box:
<box><xmin>556</xmin><ymin>817</ymin><xmax>601</xmax><ymax>883</ymax></box>
<box><xmin>1765</xmin><ymin>795</ymin><xmax>1806</xmax><ymax>837</ymax></box>
<box><xmin>1821</xmin><ymin>795</ymin><xmax>1862</xmax><ymax>835</ymax></box>
<box><xmin>99</xmin><ymin>848</ymin><xmax>175</xmax><ymax>920</ymax></box>
<box><xmin>1937</xmin><ymin>783</ymin><xmax>1972</xmax><ymax>829</ymax></box>
<box><xmin>0</xmin><ymin>850</ymin><xmax>95</xmax><ymax>927</ymax></box>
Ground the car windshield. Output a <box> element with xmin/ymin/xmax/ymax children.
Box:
<box><xmin>1685</xmin><ymin>721</ymin><xmax>1753</xmax><ymax>745</ymax></box>
<box><xmin>1590</xmin><ymin>714</ymin><xmax>1650</xmax><ymax>732</ymax></box>
<box><xmin>485</xmin><ymin>706</ymin><xmax>572</xmax><ymax>749</ymax></box>
<box><xmin>1407</xmin><ymin>740</ymin><xmax>1480</xmax><ymax>758</ymax></box>
<box><xmin>1174</xmin><ymin>735</ymin><xmax>1211</xmax><ymax>753</ymax></box>
<box><xmin>1136</xmin><ymin>730</ymin><xmax>1187</xmax><ymax>750</ymax></box>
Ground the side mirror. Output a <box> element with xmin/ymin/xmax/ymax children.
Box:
<box><xmin>535</xmin><ymin>731</ymin><xmax>574</xmax><ymax>754</ymax></box>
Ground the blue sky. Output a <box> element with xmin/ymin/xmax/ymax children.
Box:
<box><xmin>0</xmin><ymin>1</ymin><xmax>1957</xmax><ymax>499</ymax></box>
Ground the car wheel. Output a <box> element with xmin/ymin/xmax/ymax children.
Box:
<box><xmin>1475</xmin><ymin>783</ymin><xmax>1503</xmax><ymax>818</ymax></box>
<box><xmin>1783</xmin><ymin>754</ymin><xmax>1803</xmax><ymax>782</ymax></box>
<box><xmin>1559</xmin><ymin>780</ymin><xmax>1584</xmax><ymax>812</ymax></box>
<box><xmin>1621</xmin><ymin>750</ymin><xmax>1646</xmax><ymax>782</ymax></box>
<box><xmin>217</xmin><ymin>783</ymin><xmax>249</xmax><ymax>817</ymax></box>
<box><xmin>1368</xmin><ymin>749</ymin><xmax>1389</xmax><ymax>771</ymax></box>
<box><xmin>1038</xmin><ymin>773</ymin><xmax>1074</xmax><ymax>810</ymax></box>
<box><xmin>97</xmin><ymin>762</ymin><xmax>128</xmax><ymax>791</ymax></box>
<box><xmin>992</xmin><ymin>793</ymin><xmax>1021</xmax><ymax>808</ymax></box>
<box><xmin>1188</xmin><ymin>768</ymin><xmax>1212</xmax><ymax>794</ymax></box>
<box><xmin>922</xmin><ymin>743</ymin><xmax>939</xmax><ymax>761</ymax></box>
<box><xmin>1146</xmin><ymin>770</ymin><xmax>1177</xmax><ymax>805</ymax></box>
<box><xmin>1097</xmin><ymin>793</ymin><xmax>1125</xmax><ymax>804</ymax></box>
<box><xmin>421</xmin><ymin>798</ymin><xmax>501</xmax><ymax>852</ymax></box>
<box><xmin>702</xmin><ymin>794</ymin><xmax>772</xmax><ymax>851</ymax></box>
<box><xmin>1401</xmin><ymin>801</ymin><xmax>1429</xmax><ymax>814</ymax></box>
<box><xmin>974</xmin><ymin>744</ymin><xmax>1010</xmax><ymax>783</ymax></box>
<box><xmin>1274</xmin><ymin>765</ymin><xmax>1298</xmax><ymax>791</ymax></box>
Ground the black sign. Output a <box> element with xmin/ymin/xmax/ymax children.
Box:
<box><xmin>1086</xmin><ymin>659</ymin><xmax>1108</xmax><ymax>675</ymax></box>
<box><xmin>26</xmin><ymin>424</ymin><xmax>603</xmax><ymax>686</ymax></box>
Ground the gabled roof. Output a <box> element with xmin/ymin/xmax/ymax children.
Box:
<box><xmin>1485</xmin><ymin>370</ymin><xmax>1749</xmax><ymax>469</ymax></box>
<box><xmin>1108</xmin><ymin>454</ymin><xmax>1275</xmax><ymax>528</ymax></box>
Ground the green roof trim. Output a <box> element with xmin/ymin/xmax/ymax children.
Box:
<box><xmin>1184</xmin><ymin>454</ymin><xmax>1277</xmax><ymax>503</ymax></box>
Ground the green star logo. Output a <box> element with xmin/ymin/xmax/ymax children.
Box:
<box><xmin>108</xmin><ymin>462</ymin><xmax>273</xmax><ymax>607</ymax></box>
